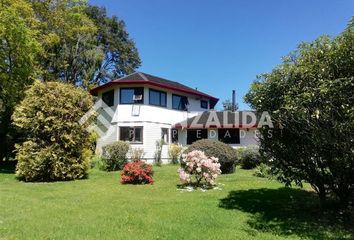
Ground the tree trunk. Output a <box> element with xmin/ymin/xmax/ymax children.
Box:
<box><xmin>318</xmin><ymin>185</ymin><xmax>327</xmax><ymax>210</ymax></box>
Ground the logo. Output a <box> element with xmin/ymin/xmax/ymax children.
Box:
<box><xmin>79</xmin><ymin>99</ymin><xmax>116</xmax><ymax>141</ymax></box>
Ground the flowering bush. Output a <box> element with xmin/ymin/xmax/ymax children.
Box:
<box><xmin>121</xmin><ymin>161</ymin><xmax>154</xmax><ymax>184</ymax></box>
<box><xmin>178</xmin><ymin>150</ymin><xmax>221</xmax><ymax>187</ymax></box>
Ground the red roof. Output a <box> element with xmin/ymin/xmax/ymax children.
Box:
<box><xmin>89</xmin><ymin>72</ymin><xmax>219</xmax><ymax>108</ymax></box>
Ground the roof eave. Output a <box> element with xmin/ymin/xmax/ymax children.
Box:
<box><xmin>89</xmin><ymin>80</ymin><xmax>219</xmax><ymax>103</ymax></box>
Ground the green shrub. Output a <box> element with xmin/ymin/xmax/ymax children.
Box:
<box><xmin>235</xmin><ymin>147</ymin><xmax>245</xmax><ymax>160</ymax></box>
<box><xmin>253</xmin><ymin>163</ymin><xmax>271</xmax><ymax>178</ymax></box>
<box><xmin>186</xmin><ymin>139</ymin><xmax>238</xmax><ymax>174</ymax></box>
<box><xmin>13</xmin><ymin>81</ymin><xmax>94</xmax><ymax>182</ymax></box>
<box><xmin>168</xmin><ymin>144</ymin><xmax>183</xmax><ymax>164</ymax></box>
<box><xmin>90</xmin><ymin>155</ymin><xmax>104</xmax><ymax>170</ymax></box>
<box><xmin>101</xmin><ymin>141</ymin><xmax>130</xmax><ymax>171</ymax></box>
<box><xmin>240</xmin><ymin>145</ymin><xmax>262</xmax><ymax>169</ymax></box>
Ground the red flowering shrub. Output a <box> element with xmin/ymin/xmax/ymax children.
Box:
<box><xmin>121</xmin><ymin>161</ymin><xmax>154</xmax><ymax>184</ymax></box>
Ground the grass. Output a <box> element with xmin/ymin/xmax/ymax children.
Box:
<box><xmin>0</xmin><ymin>164</ymin><xmax>352</xmax><ymax>240</ymax></box>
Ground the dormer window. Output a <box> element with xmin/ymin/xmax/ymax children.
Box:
<box><xmin>172</xmin><ymin>94</ymin><xmax>189</xmax><ymax>111</ymax></box>
<box><xmin>120</xmin><ymin>87</ymin><xmax>144</xmax><ymax>104</ymax></box>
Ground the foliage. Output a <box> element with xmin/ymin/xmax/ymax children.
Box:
<box><xmin>168</xmin><ymin>144</ymin><xmax>183</xmax><ymax>164</ymax></box>
<box><xmin>0</xmin><ymin>0</ymin><xmax>42</xmax><ymax>160</ymax></box>
<box><xmin>253</xmin><ymin>163</ymin><xmax>273</xmax><ymax>179</ymax></box>
<box><xmin>129</xmin><ymin>147</ymin><xmax>145</xmax><ymax>162</ymax></box>
<box><xmin>12</xmin><ymin>81</ymin><xmax>94</xmax><ymax>181</ymax></box>
<box><xmin>179</xmin><ymin>150</ymin><xmax>221</xmax><ymax>187</ymax></box>
<box><xmin>239</xmin><ymin>145</ymin><xmax>262</xmax><ymax>169</ymax></box>
<box><xmin>84</xmin><ymin>5</ymin><xmax>141</xmax><ymax>84</ymax></box>
<box><xmin>154</xmin><ymin>139</ymin><xmax>164</xmax><ymax>166</ymax></box>
<box><xmin>90</xmin><ymin>155</ymin><xmax>104</xmax><ymax>170</ymax></box>
<box><xmin>186</xmin><ymin>139</ymin><xmax>238</xmax><ymax>174</ymax></box>
<box><xmin>30</xmin><ymin>0</ymin><xmax>101</xmax><ymax>87</ymax></box>
<box><xmin>30</xmin><ymin>0</ymin><xmax>140</xmax><ymax>88</ymax></box>
<box><xmin>101</xmin><ymin>141</ymin><xmax>130</xmax><ymax>171</ymax></box>
<box><xmin>120</xmin><ymin>161</ymin><xmax>154</xmax><ymax>184</ymax></box>
<box><xmin>245</xmin><ymin>18</ymin><xmax>354</xmax><ymax>207</ymax></box>
<box><xmin>234</xmin><ymin>147</ymin><xmax>245</xmax><ymax>160</ymax></box>
<box><xmin>0</xmin><ymin>0</ymin><xmax>140</xmax><ymax>161</ymax></box>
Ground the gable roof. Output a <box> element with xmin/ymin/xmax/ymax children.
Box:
<box><xmin>89</xmin><ymin>72</ymin><xmax>219</xmax><ymax>108</ymax></box>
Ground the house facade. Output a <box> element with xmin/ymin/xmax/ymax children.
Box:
<box><xmin>90</xmin><ymin>72</ymin><xmax>258</xmax><ymax>163</ymax></box>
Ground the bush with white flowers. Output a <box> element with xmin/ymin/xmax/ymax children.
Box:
<box><xmin>178</xmin><ymin>150</ymin><xmax>221</xmax><ymax>187</ymax></box>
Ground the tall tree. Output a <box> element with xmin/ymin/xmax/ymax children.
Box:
<box><xmin>30</xmin><ymin>1</ymin><xmax>141</xmax><ymax>88</ymax></box>
<box><xmin>30</xmin><ymin>0</ymin><xmax>103</xmax><ymax>88</ymax></box>
<box><xmin>85</xmin><ymin>6</ymin><xmax>141</xmax><ymax>85</ymax></box>
<box><xmin>0</xmin><ymin>0</ymin><xmax>42</xmax><ymax>160</ymax></box>
<box><xmin>245</xmin><ymin>18</ymin><xmax>354</xmax><ymax>208</ymax></box>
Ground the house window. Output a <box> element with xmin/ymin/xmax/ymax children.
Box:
<box><xmin>201</xmin><ymin>100</ymin><xmax>208</xmax><ymax>109</ymax></box>
<box><xmin>161</xmin><ymin>128</ymin><xmax>169</xmax><ymax>144</ymax></box>
<box><xmin>218</xmin><ymin>128</ymin><xmax>240</xmax><ymax>144</ymax></box>
<box><xmin>187</xmin><ymin>129</ymin><xmax>207</xmax><ymax>145</ymax></box>
<box><xmin>149</xmin><ymin>89</ymin><xmax>167</xmax><ymax>107</ymax></box>
<box><xmin>102</xmin><ymin>90</ymin><xmax>114</xmax><ymax>107</ymax></box>
<box><xmin>120</xmin><ymin>87</ymin><xmax>144</xmax><ymax>104</ymax></box>
<box><xmin>172</xmin><ymin>94</ymin><xmax>189</xmax><ymax>111</ymax></box>
<box><xmin>171</xmin><ymin>128</ymin><xmax>178</xmax><ymax>143</ymax></box>
<box><xmin>120</xmin><ymin>126</ymin><xmax>143</xmax><ymax>143</ymax></box>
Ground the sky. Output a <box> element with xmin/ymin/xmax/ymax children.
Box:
<box><xmin>89</xmin><ymin>0</ymin><xmax>353</xmax><ymax>110</ymax></box>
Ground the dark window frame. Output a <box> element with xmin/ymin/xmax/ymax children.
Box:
<box><xmin>119</xmin><ymin>126</ymin><xmax>144</xmax><ymax>143</ymax></box>
<box><xmin>119</xmin><ymin>87</ymin><xmax>144</xmax><ymax>104</ymax></box>
<box><xmin>149</xmin><ymin>88</ymin><xmax>167</xmax><ymax>107</ymax></box>
<box><xmin>161</xmin><ymin>128</ymin><xmax>169</xmax><ymax>144</ymax></box>
<box><xmin>171</xmin><ymin>128</ymin><xmax>178</xmax><ymax>143</ymax></box>
<box><xmin>187</xmin><ymin>129</ymin><xmax>208</xmax><ymax>145</ymax></box>
<box><xmin>218</xmin><ymin>128</ymin><xmax>240</xmax><ymax>144</ymax></box>
<box><xmin>172</xmin><ymin>94</ymin><xmax>189</xmax><ymax>111</ymax></box>
<box><xmin>200</xmin><ymin>100</ymin><xmax>208</xmax><ymax>109</ymax></box>
<box><xmin>102</xmin><ymin>90</ymin><xmax>114</xmax><ymax>107</ymax></box>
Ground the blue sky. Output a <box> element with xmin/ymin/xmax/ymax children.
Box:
<box><xmin>89</xmin><ymin>0</ymin><xmax>353</xmax><ymax>110</ymax></box>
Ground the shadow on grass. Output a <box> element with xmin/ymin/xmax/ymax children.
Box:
<box><xmin>219</xmin><ymin>188</ymin><xmax>353</xmax><ymax>240</ymax></box>
<box><xmin>0</xmin><ymin>161</ymin><xmax>16</xmax><ymax>174</ymax></box>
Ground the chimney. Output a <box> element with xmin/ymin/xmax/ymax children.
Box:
<box><xmin>232</xmin><ymin>90</ymin><xmax>236</xmax><ymax>112</ymax></box>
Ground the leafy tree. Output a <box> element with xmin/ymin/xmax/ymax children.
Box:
<box><xmin>0</xmin><ymin>0</ymin><xmax>141</xmax><ymax>160</ymax></box>
<box><xmin>13</xmin><ymin>81</ymin><xmax>94</xmax><ymax>181</ymax></box>
<box><xmin>85</xmin><ymin>5</ymin><xmax>141</xmax><ymax>85</ymax></box>
<box><xmin>245</xmin><ymin>19</ymin><xmax>354</xmax><ymax>208</ymax></box>
<box><xmin>0</xmin><ymin>0</ymin><xmax>42</xmax><ymax>160</ymax></box>
<box><xmin>30</xmin><ymin>0</ymin><xmax>103</xmax><ymax>87</ymax></box>
<box><xmin>30</xmin><ymin>0</ymin><xmax>141</xmax><ymax>88</ymax></box>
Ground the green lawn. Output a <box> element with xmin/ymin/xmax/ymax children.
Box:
<box><xmin>0</xmin><ymin>165</ymin><xmax>352</xmax><ymax>240</ymax></box>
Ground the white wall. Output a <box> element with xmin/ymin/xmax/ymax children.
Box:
<box><xmin>95</xmin><ymin>85</ymin><xmax>258</xmax><ymax>163</ymax></box>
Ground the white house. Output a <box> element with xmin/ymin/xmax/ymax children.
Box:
<box><xmin>90</xmin><ymin>72</ymin><xmax>258</xmax><ymax>163</ymax></box>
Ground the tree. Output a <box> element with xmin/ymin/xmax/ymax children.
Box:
<box><xmin>85</xmin><ymin>5</ymin><xmax>141</xmax><ymax>85</ymax></box>
<box><xmin>222</xmin><ymin>99</ymin><xmax>238</xmax><ymax>111</ymax></box>
<box><xmin>245</xmin><ymin>18</ymin><xmax>354</xmax><ymax>208</ymax></box>
<box><xmin>30</xmin><ymin>0</ymin><xmax>141</xmax><ymax>88</ymax></box>
<box><xmin>13</xmin><ymin>81</ymin><xmax>94</xmax><ymax>181</ymax></box>
<box><xmin>0</xmin><ymin>0</ymin><xmax>42</xmax><ymax>160</ymax></box>
<box><xmin>30</xmin><ymin>0</ymin><xmax>103</xmax><ymax>88</ymax></box>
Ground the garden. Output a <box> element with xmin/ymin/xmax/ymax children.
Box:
<box><xmin>0</xmin><ymin>1</ymin><xmax>353</xmax><ymax>239</ymax></box>
<box><xmin>1</xmin><ymin>163</ymin><xmax>353</xmax><ymax>240</ymax></box>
